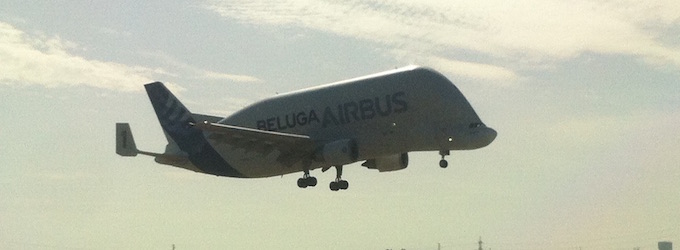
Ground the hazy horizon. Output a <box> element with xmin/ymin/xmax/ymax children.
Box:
<box><xmin>1</xmin><ymin>1</ymin><xmax>679</xmax><ymax>249</ymax></box>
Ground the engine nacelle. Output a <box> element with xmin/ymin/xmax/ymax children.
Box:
<box><xmin>361</xmin><ymin>153</ymin><xmax>408</xmax><ymax>172</ymax></box>
<box><xmin>318</xmin><ymin>139</ymin><xmax>359</xmax><ymax>165</ymax></box>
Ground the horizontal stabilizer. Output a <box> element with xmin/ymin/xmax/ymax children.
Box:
<box><xmin>116</xmin><ymin>123</ymin><xmax>196</xmax><ymax>170</ymax></box>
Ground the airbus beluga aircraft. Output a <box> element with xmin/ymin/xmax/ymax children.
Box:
<box><xmin>116</xmin><ymin>66</ymin><xmax>496</xmax><ymax>191</ymax></box>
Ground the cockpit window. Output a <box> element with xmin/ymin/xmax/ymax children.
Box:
<box><xmin>469</xmin><ymin>122</ymin><xmax>484</xmax><ymax>128</ymax></box>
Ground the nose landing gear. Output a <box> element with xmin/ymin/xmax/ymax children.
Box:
<box><xmin>439</xmin><ymin>150</ymin><xmax>449</xmax><ymax>168</ymax></box>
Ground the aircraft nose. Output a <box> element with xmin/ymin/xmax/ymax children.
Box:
<box><xmin>473</xmin><ymin>127</ymin><xmax>497</xmax><ymax>148</ymax></box>
<box><xmin>486</xmin><ymin>127</ymin><xmax>497</xmax><ymax>144</ymax></box>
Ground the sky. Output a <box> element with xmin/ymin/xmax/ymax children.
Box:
<box><xmin>1</xmin><ymin>0</ymin><xmax>679</xmax><ymax>249</ymax></box>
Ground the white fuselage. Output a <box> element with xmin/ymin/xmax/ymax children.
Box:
<box><xmin>209</xmin><ymin>66</ymin><xmax>496</xmax><ymax>177</ymax></box>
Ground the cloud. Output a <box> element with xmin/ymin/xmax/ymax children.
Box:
<box><xmin>201</xmin><ymin>71</ymin><xmax>261</xmax><ymax>82</ymax></box>
<box><xmin>0</xmin><ymin>22</ymin><xmax>157</xmax><ymax>91</ymax></box>
<box><xmin>136</xmin><ymin>50</ymin><xmax>262</xmax><ymax>83</ymax></box>
<box><xmin>204</xmin><ymin>0</ymin><xmax>680</xmax><ymax>80</ymax></box>
<box><xmin>426</xmin><ymin>56</ymin><xmax>517</xmax><ymax>81</ymax></box>
<box><xmin>0</xmin><ymin>22</ymin><xmax>260</xmax><ymax>92</ymax></box>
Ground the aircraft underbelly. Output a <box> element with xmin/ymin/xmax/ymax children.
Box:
<box><xmin>208</xmin><ymin>143</ymin><xmax>306</xmax><ymax>178</ymax></box>
<box><xmin>354</xmin><ymin>122</ymin><xmax>433</xmax><ymax>158</ymax></box>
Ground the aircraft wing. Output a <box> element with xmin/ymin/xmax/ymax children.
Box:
<box><xmin>192</xmin><ymin>121</ymin><xmax>316</xmax><ymax>167</ymax></box>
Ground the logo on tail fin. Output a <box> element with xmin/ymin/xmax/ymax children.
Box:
<box><xmin>143</xmin><ymin>82</ymin><xmax>244</xmax><ymax>177</ymax></box>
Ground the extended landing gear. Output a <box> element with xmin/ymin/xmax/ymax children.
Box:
<box><xmin>299</xmin><ymin>166</ymin><xmax>349</xmax><ymax>191</ymax></box>
<box><xmin>297</xmin><ymin>170</ymin><xmax>317</xmax><ymax>188</ymax></box>
<box><xmin>329</xmin><ymin>165</ymin><xmax>349</xmax><ymax>191</ymax></box>
<box><xmin>439</xmin><ymin>150</ymin><xmax>450</xmax><ymax>168</ymax></box>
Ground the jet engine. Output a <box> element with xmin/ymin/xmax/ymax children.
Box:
<box><xmin>318</xmin><ymin>139</ymin><xmax>359</xmax><ymax>165</ymax></box>
<box><xmin>361</xmin><ymin>153</ymin><xmax>408</xmax><ymax>172</ymax></box>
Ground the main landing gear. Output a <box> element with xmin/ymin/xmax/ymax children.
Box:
<box><xmin>329</xmin><ymin>165</ymin><xmax>349</xmax><ymax>191</ymax></box>
<box><xmin>297</xmin><ymin>166</ymin><xmax>349</xmax><ymax>191</ymax></box>
<box><xmin>297</xmin><ymin>170</ymin><xmax>317</xmax><ymax>188</ymax></box>
<box><xmin>439</xmin><ymin>150</ymin><xmax>450</xmax><ymax>168</ymax></box>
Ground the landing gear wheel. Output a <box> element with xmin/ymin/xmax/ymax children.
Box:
<box><xmin>439</xmin><ymin>159</ymin><xmax>448</xmax><ymax>168</ymax></box>
<box><xmin>330</xmin><ymin>181</ymin><xmax>339</xmax><ymax>191</ymax></box>
<box><xmin>297</xmin><ymin>171</ymin><xmax>316</xmax><ymax>188</ymax></box>
<box><xmin>298</xmin><ymin>177</ymin><xmax>317</xmax><ymax>188</ymax></box>
<box><xmin>439</xmin><ymin>150</ymin><xmax>450</xmax><ymax>168</ymax></box>
<box><xmin>308</xmin><ymin>176</ymin><xmax>317</xmax><ymax>187</ymax></box>
<box><xmin>329</xmin><ymin>165</ymin><xmax>349</xmax><ymax>191</ymax></box>
<box><xmin>338</xmin><ymin>180</ymin><xmax>349</xmax><ymax>190</ymax></box>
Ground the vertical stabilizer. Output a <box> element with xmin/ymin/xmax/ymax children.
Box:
<box><xmin>144</xmin><ymin>82</ymin><xmax>203</xmax><ymax>155</ymax></box>
<box><xmin>144</xmin><ymin>82</ymin><xmax>244</xmax><ymax>177</ymax></box>
<box><xmin>116</xmin><ymin>123</ymin><xmax>138</xmax><ymax>156</ymax></box>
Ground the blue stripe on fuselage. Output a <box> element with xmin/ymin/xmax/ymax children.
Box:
<box><xmin>145</xmin><ymin>82</ymin><xmax>245</xmax><ymax>178</ymax></box>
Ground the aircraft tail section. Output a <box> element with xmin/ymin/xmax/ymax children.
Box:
<box><xmin>116</xmin><ymin>123</ymin><xmax>138</xmax><ymax>156</ymax></box>
<box><xmin>144</xmin><ymin>82</ymin><xmax>204</xmax><ymax>154</ymax></box>
<box><xmin>144</xmin><ymin>82</ymin><xmax>244</xmax><ymax>177</ymax></box>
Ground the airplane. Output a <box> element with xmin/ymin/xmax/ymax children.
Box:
<box><xmin>116</xmin><ymin>65</ymin><xmax>497</xmax><ymax>191</ymax></box>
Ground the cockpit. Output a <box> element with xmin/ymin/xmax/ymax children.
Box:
<box><xmin>469</xmin><ymin>122</ymin><xmax>484</xmax><ymax>128</ymax></box>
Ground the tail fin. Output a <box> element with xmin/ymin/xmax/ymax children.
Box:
<box><xmin>144</xmin><ymin>82</ymin><xmax>204</xmax><ymax>155</ymax></box>
<box><xmin>144</xmin><ymin>82</ymin><xmax>244</xmax><ymax>177</ymax></box>
<box><xmin>116</xmin><ymin>123</ymin><xmax>138</xmax><ymax>156</ymax></box>
<box><xmin>144</xmin><ymin>82</ymin><xmax>195</xmax><ymax>128</ymax></box>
